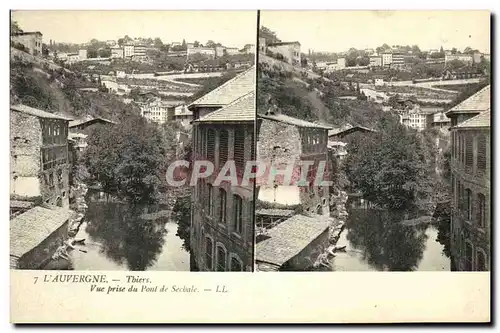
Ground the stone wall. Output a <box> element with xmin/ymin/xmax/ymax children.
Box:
<box><xmin>282</xmin><ymin>228</ymin><xmax>330</xmax><ymax>271</ymax></box>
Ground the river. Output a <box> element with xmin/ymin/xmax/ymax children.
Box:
<box><xmin>330</xmin><ymin>208</ymin><xmax>451</xmax><ymax>271</ymax></box>
<box><xmin>67</xmin><ymin>194</ymin><xmax>190</xmax><ymax>271</ymax></box>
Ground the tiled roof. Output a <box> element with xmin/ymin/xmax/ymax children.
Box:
<box><xmin>446</xmin><ymin>85</ymin><xmax>490</xmax><ymax>115</ymax></box>
<box><xmin>256</xmin><ymin>214</ymin><xmax>331</xmax><ymax>266</ymax></box>
<box><xmin>197</xmin><ymin>91</ymin><xmax>255</xmax><ymax>123</ymax></box>
<box><xmin>328</xmin><ymin>124</ymin><xmax>376</xmax><ymax>137</ymax></box>
<box><xmin>259</xmin><ymin>113</ymin><xmax>332</xmax><ymax>130</ymax></box>
<box><xmin>69</xmin><ymin>117</ymin><xmax>116</xmax><ymax>128</ymax></box>
<box><xmin>256</xmin><ymin>209</ymin><xmax>295</xmax><ymax>217</ymax></box>
<box><xmin>10</xmin><ymin>206</ymin><xmax>72</xmax><ymax>258</ymax></box>
<box><xmin>188</xmin><ymin>66</ymin><xmax>255</xmax><ymax>108</ymax></box>
<box><xmin>454</xmin><ymin>110</ymin><xmax>490</xmax><ymax>129</ymax></box>
<box><xmin>10</xmin><ymin>104</ymin><xmax>72</xmax><ymax>121</ymax></box>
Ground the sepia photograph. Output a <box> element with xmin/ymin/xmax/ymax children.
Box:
<box><xmin>9</xmin><ymin>10</ymin><xmax>256</xmax><ymax>271</ymax></box>
<box><xmin>255</xmin><ymin>10</ymin><xmax>490</xmax><ymax>272</ymax></box>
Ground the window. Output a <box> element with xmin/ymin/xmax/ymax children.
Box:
<box><xmin>465</xmin><ymin>242</ymin><xmax>473</xmax><ymax>271</ymax></box>
<box><xmin>476</xmin><ymin>249</ymin><xmax>487</xmax><ymax>271</ymax></box>
<box><xmin>233</xmin><ymin>195</ymin><xmax>243</xmax><ymax>234</ymax></box>
<box><xmin>207</xmin><ymin>184</ymin><xmax>213</xmax><ymax>216</ymax></box>
<box><xmin>477</xmin><ymin>135</ymin><xmax>487</xmax><ymax>171</ymax></box>
<box><xmin>234</xmin><ymin>128</ymin><xmax>245</xmax><ymax>172</ymax></box>
<box><xmin>477</xmin><ymin>193</ymin><xmax>486</xmax><ymax>229</ymax></box>
<box><xmin>216</xmin><ymin>245</ymin><xmax>226</xmax><ymax>271</ymax></box>
<box><xmin>465</xmin><ymin>189</ymin><xmax>472</xmax><ymax>221</ymax></box>
<box><xmin>205</xmin><ymin>236</ymin><xmax>213</xmax><ymax>270</ymax></box>
<box><xmin>219</xmin><ymin>130</ymin><xmax>228</xmax><ymax>167</ymax></box>
<box><xmin>465</xmin><ymin>134</ymin><xmax>473</xmax><ymax>168</ymax></box>
<box><xmin>219</xmin><ymin>188</ymin><xmax>227</xmax><ymax>224</ymax></box>
<box><xmin>207</xmin><ymin>129</ymin><xmax>215</xmax><ymax>162</ymax></box>
<box><xmin>230</xmin><ymin>255</ymin><xmax>243</xmax><ymax>271</ymax></box>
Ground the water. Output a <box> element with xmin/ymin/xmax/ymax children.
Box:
<box><xmin>68</xmin><ymin>196</ymin><xmax>190</xmax><ymax>271</ymax></box>
<box><xmin>331</xmin><ymin>208</ymin><xmax>450</xmax><ymax>271</ymax></box>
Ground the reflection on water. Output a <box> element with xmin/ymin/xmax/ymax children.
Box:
<box><xmin>69</xmin><ymin>196</ymin><xmax>190</xmax><ymax>271</ymax></box>
<box><xmin>331</xmin><ymin>209</ymin><xmax>450</xmax><ymax>271</ymax></box>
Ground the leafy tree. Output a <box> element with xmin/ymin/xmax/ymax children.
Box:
<box><xmin>153</xmin><ymin>37</ymin><xmax>163</xmax><ymax>49</ymax></box>
<box><xmin>446</xmin><ymin>59</ymin><xmax>465</xmax><ymax>71</ymax></box>
<box><xmin>451</xmin><ymin>47</ymin><xmax>457</xmax><ymax>55</ymax></box>
<box><xmin>172</xmin><ymin>195</ymin><xmax>191</xmax><ymax>251</ymax></box>
<box><xmin>83</xmin><ymin>115</ymin><xmax>170</xmax><ymax>204</ymax></box>
<box><xmin>205</xmin><ymin>40</ymin><xmax>216</xmax><ymax>48</ymax></box>
<box><xmin>259</xmin><ymin>26</ymin><xmax>280</xmax><ymax>43</ymax></box>
<box><xmin>181</xmin><ymin>39</ymin><xmax>186</xmax><ymax>49</ymax></box>
<box><xmin>193</xmin><ymin>40</ymin><xmax>200</xmax><ymax>47</ymax></box>
<box><xmin>10</xmin><ymin>20</ymin><xmax>23</xmax><ymax>34</ymax></box>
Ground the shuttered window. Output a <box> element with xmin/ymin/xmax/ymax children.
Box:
<box><xmin>216</xmin><ymin>245</ymin><xmax>226</xmax><ymax>272</ymax></box>
<box><xmin>465</xmin><ymin>134</ymin><xmax>473</xmax><ymax>168</ymax></box>
<box><xmin>230</xmin><ymin>256</ymin><xmax>243</xmax><ymax>271</ymax></box>
<box><xmin>207</xmin><ymin>129</ymin><xmax>215</xmax><ymax>162</ymax></box>
<box><xmin>234</xmin><ymin>129</ymin><xmax>245</xmax><ymax>172</ymax></box>
<box><xmin>477</xmin><ymin>193</ymin><xmax>486</xmax><ymax>228</ymax></box>
<box><xmin>205</xmin><ymin>237</ymin><xmax>213</xmax><ymax>270</ymax></box>
<box><xmin>477</xmin><ymin>135</ymin><xmax>487</xmax><ymax>171</ymax></box>
<box><xmin>465</xmin><ymin>188</ymin><xmax>472</xmax><ymax>220</ymax></box>
<box><xmin>219</xmin><ymin>130</ymin><xmax>228</xmax><ymax>167</ymax></box>
<box><xmin>219</xmin><ymin>188</ymin><xmax>227</xmax><ymax>224</ymax></box>
<box><xmin>233</xmin><ymin>195</ymin><xmax>243</xmax><ymax>234</ymax></box>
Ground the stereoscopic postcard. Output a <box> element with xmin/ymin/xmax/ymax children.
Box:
<box><xmin>9</xmin><ymin>9</ymin><xmax>491</xmax><ymax>323</ymax></box>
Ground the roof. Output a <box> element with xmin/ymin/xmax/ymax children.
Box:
<box><xmin>10</xmin><ymin>206</ymin><xmax>72</xmax><ymax>258</ymax></box>
<box><xmin>10</xmin><ymin>104</ymin><xmax>72</xmax><ymax>121</ymax></box>
<box><xmin>328</xmin><ymin>124</ymin><xmax>376</xmax><ymax>137</ymax></box>
<box><xmin>196</xmin><ymin>91</ymin><xmax>255</xmax><ymax>123</ymax></box>
<box><xmin>446</xmin><ymin>85</ymin><xmax>490</xmax><ymax>115</ymax></box>
<box><xmin>268</xmin><ymin>41</ymin><xmax>301</xmax><ymax>46</ymax></box>
<box><xmin>69</xmin><ymin>117</ymin><xmax>117</xmax><ymax>128</ymax></box>
<box><xmin>10</xmin><ymin>200</ymin><xmax>35</xmax><ymax>209</ymax></box>
<box><xmin>11</xmin><ymin>31</ymin><xmax>42</xmax><ymax>36</ymax></box>
<box><xmin>188</xmin><ymin>66</ymin><xmax>255</xmax><ymax>109</ymax></box>
<box><xmin>258</xmin><ymin>113</ymin><xmax>332</xmax><ymax>130</ymax></box>
<box><xmin>453</xmin><ymin>110</ymin><xmax>490</xmax><ymax>129</ymax></box>
<box><xmin>256</xmin><ymin>214</ymin><xmax>331</xmax><ymax>266</ymax></box>
<box><xmin>256</xmin><ymin>209</ymin><xmax>295</xmax><ymax>218</ymax></box>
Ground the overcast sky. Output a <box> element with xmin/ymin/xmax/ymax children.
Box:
<box><xmin>11</xmin><ymin>10</ymin><xmax>257</xmax><ymax>48</ymax></box>
<box><xmin>260</xmin><ymin>10</ymin><xmax>490</xmax><ymax>54</ymax></box>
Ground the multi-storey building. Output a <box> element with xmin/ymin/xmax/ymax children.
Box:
<box><xmin>447</xmin><ymin>85</ymin><xmax>490</xmax><ymax>271</ymax></box>
<box><xmin>392</xmin><ymin>52</ymin><xmax>405</xmax><ymax>67</ymax></box>
<box><xmin>187</xmin><ymin>46</ymin><xmax>216</xmax><ymax>59</ymax></box>
<box><xmin>139</xmin><ymin>100</ymin><xmax>177</xmax><ymax>124</ymax></box>
<box><xmin>111</xmin><ymin>46</ymin><xmax>124</xmax><ymax>59</ymax></box>
<box><xmin>257</xmin><ymin>111</ymin><xmax>332</xmax><ymax>215</ymax></box>
<box><xmin>445</xmin><ymin>53</ymin><xmax>474</xmax><ymax>65</ymax></box>
<box><xmin>267</xmin><ymin>41</ymin><xmax>301</xmax><ymax>66</ymax></box>
<box><xmin>188</xmin><ymin>67</ymin><xmax>255</xmax><ymax>272</ymax></box>
<box><xmin>369</xmin><ymin>55</ymin><xmax>382</xmax><ymax>67</ymax></box>
<box><xmin>134</xmin><ymin>44</ymin><xmax>147</xmax><ymax>60</ymax></box>
<box><xmin>10</xmin><ymin>31</ymin><xmax>43</xmax><ymax>56</ymax></box>
<box><xmin>78</xmin><ymin>49</ymin><xmax>87</xmax><ymax>61</ymax></box>
<box><xmin>225</xmin><ymin>47</ymin><xmax>240</xmax><ymax>55</ymax></box>
<box><xmin>10</xmin><ymin>104</ymin><xmax>71</xmax><ymax>208</ymax></box>
<box><xmin>381</xmin><ymin>52</ymin><xmax>393</xmax><ymax>66</ymax></box>
<box><xmin>123</xmin><ymin>44</ymin><xmax>135</xmax><ymax>58</ymax></box>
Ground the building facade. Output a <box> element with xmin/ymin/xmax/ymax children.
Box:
<box><xmin>111</xmin><ymin>47</ymin><xmax>124</xmax><ymax>59</ymax></box>
<box><xmin>11</xmin><ymin>31</ymin><xmax>43</xmax><ymax>56</ymax></box>
<box><xmin>447</xmin><ymin>85</ymin><xmax>490</xmax><ymax>271</ymax></box>
<box><xmin>139</xmin><ymin>101</ymin><xmax>175</xmax><ymax>124</ymax></box>
<box><xmin>187</xmin><ymin>46</ymin><xmax>216</xmax><ymax>59</ymax></box>
<box><xmin>267</xmin><ymin>41</ymin><xmax>301</xmax><ymax>66</ymax></box>
<box><xmin>392</xmin><ymin>52</ymin><xmax>405</xmax><ymax>67</ymax></box>
<box><xmin>134</xmin><ymin>45</ymin><xmax>147</xmax><ymax>59</ymax></box>
<box><xmin>123</xmin><ymin>44</ymin><xmax>135</xmax><ymax>58</ymax></box>
<box><xmin>78</xmin><ymin>49</ymin><xmax>88</xmax><ymax>61</ymax></box>
<box><xmin>445</xmin><ymin>53</ymin><xmax>474</xmax><ymax>65</ymax></box>
<box><xmin>369</xmin><ymin>56</ymin><xmax>382</xmax><ymax>67</ymax></box>
<box><xmin>10</xmin><ymin>104</ymin><xmax>71</xmax><ymax>208</ymax></box>
<box><xmin>188</xmin><ymin>67</ymin><xmax>255</xmax><ymax>272</ymax></box>
<box><xmin>381</xmin><ymin>52</ymin><xmax>393</xmax><ymax>66</ymax></box>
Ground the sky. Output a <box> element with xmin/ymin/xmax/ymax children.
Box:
<box><xmin>11</xmin><ymin>10</ymin><xmax>257</xmax><ymax>48</ymax></box>
<box><xmin>260</xmin><ymin>10</ymin><xmax>491</xmax><ymax>54</ymax></box>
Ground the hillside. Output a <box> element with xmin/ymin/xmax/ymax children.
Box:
<box><xmin>257</xmin><ymin>59</ymin><xmax>389</xmax><ymax>128</ymax></box>
<box><xmin>10</xmin><ymin>54</ymin><xmax>144</xmax><ymax>121</ymax></box>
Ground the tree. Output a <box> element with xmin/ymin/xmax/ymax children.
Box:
<box><xmin>10</xmin><ymin>20</ymin><xmax>23</xmax><ymax>34</ymax></box>
<box><xmin>301</xmin><ymin>57</ymin><xmax>308</xmax><ymax>68</ymax></box>
<box><xmin>193</xmin><ymin>40</ymin><xmax>200</xmax><ymax>47</ymax></box>
<box><xmin>98</xmin><ymin>48</ymin><xmax>111</xmax><ymax>58</ymax></box>
<box><xmin>181</xmin><ymin>39</ymin><xmax>186</xmax><ymax>50</ymax></box>
<box><xmin>451</xmin><ymin>47</ymin><xmax>457</xmax><ymax>55</ymax></box>
<box><xmin>205</xmin><ymin>40</ymin><xmax>216</xmax><ymax>48</ymax></box>
<box><xmin>153</xmin><ymin>37</ymin><xmax>163</xmax><ymax>49</ymax></box>
<box><xmin>411</xmin><ymin>45</ymin><xmax>421</xmax><ymax>56</ymax></box>
<box><xmin>259</xmin><ymin>26</ymin><xmax>280</xmax><ymax>43</ymax></box>
<box><xmin>446</xmin><ymin>59</ymin><xmax>465</xmax><ymax>71</ymax></box>
<box><xmin>83</xmin><ymin>115</ymin><xmax>171</xmax><ymax>204</ymax></box>
<box><xmin>90</xmin><ymin>38</ymin><xmax>99</xmax><ymax>45</ymax></box>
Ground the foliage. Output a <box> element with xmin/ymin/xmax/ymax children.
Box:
<box><xmin>83</xmin><ymin>115</ymin><xmax>171</xmax><ymax>204</ymax></box>
<box><xmin>187</xmin><ymin>70</ymin><xmax>239</xmax><ymax>102</ymax></box>
<box><xmin>342</xmin><ymin>114</ymin><xmax>434</xmax><ymax>211</ymax></box>
<box><xmin>172</xmin><ymin>195</ymin><xmax>191</xmax><ymax>252</ymax></box>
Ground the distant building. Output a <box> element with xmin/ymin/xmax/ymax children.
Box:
<box><xmin>446</xmin><ymin>85</ymin><xmax>490</xmax><ymax>271</ymax></box>
<box><xmin>267</xmin><ymin>41</ymin><xmax>301</xmax><ymax>66</ymax></box>
<box><xmin>105</xmin><ymin>40</ymin><xmax>117</xmax><ymax>46</ymax></box>
<box><xmin>10</xmin><ymin>104</ymin><xmax>71</xmax><ymax>208</ymax></box>
<box><xmin>427</xmin><ymin>110</ymin><xmax>451</xmax><ymax>130</ymax></box>
<box><xmin>111</xmin><ymin>46</ymin><xmax>124</xmax><ymax>59</ymax></box>
<box><xmin>392</xmin><ymin>52</ymin><xmax>405</xmax><ymax>67</ymax></box>
<box><xmin>134</xmin><ymin>44</ymin><xmax>147</xmax><ymax>59</ymax></box>
<box><xmin>10</xmin><ymin>31</ymin><xmax>43</xmax><ymax>56</ymax></box>
<box><xmin>188</xmin><ymin>67</ymin><xmax>255</xmax><ymax>272</ymax></box>
<box><xmin>123</xmin><ymin>44</ymin><xmax>135</xmax><ymax>58</ymax></box>
<box><xmin>445</xmin><ymin>53</ymin><xmax>474</xmax><ymax>65</ymax></box>
<box><xmin>78</xmin><ymin>49</ymin><xmax>87</xmax><ymax>61</ymax></box>
<box><xmin>243</xmin><ymin>44</ymin><xmax>256</xmax><ymax>54</ymax></box>
<box><xmin>225</xmin><ymin>47</ymin><xmax>240</xmax><ymax>55</ymax></box>
<box><xmin>69</xmin><ymin>116</ymin><xmax>116</xmax><ymax>134</ymax></box>
<box><xmin>369</xmin><ymin>56</ymin><xmax>382</xmax><ymax>67</ymax></box>
<box><xmin>215</xmin><ymin>46</ymin><xmax>225</xmax><ymax>58</ymax></box>
<box><xmin>364</xmin><ymin>48</ymin><xmax>375</xmax><ymax>55</ymax></box>
<box><xmin>381</xmin><ymin>52</ymin><xmax>393</xmax><ymax>66</ymax></box>
<box><xmin>66</xmin><ymin>53</ymin><xmax>80</xmax><ymax>64</ymax></box>
<box><xmin>173</xmin><ymin>105</ymin><xmax>193</xmax><ymax>128</ymax></box>
<box><xmin>139</xmin><ymin>100</ymin><xmax>176</xmax><ymax>124</ymax></box>
<box><xmin>187</xmin><ymin>46</ymin><xmax>216</xmax><ymax>59</ymax></box>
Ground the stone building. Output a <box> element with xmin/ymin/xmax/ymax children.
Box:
<box><xmin>188</xmin><ymin>67</ymin><xmax>255</xmax><ymax>272</ymax></box>
<box><xmin>10</xmin><ymin>31</ymin><xmax>43</xmax><ymax>56</ymax></box>
<box><xmin>10</xmin><ymin>104</ymin><xmax>71</xmax><ymax>208</ymax></box>
<box><xmin>257</xmin><ymin>111</ymin><xmax>332</xmax><ymax>216</ymax></box>
<box><xmin>267</xmin><ymin>41</ymin><xmax>301</xmax><ymax>66</ymax></box>
<box><xmin>446</xmin><ymin>85</ymin><xmax>490</xmax><ymax>271</ymax></box>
